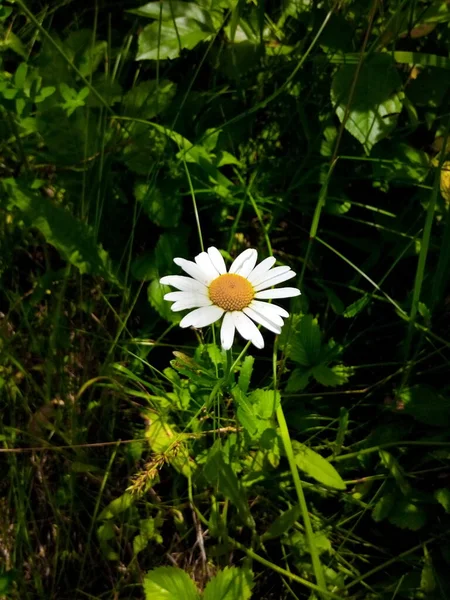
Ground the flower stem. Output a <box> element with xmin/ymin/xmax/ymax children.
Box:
<box><xmin>224</xmin><ymin>348</ymin><xmax>233</xmax><ymax>385</ymax></box>
<box><xmin>273</xmin><ymin>342</ymin><xmax>327</xmax><ymax>596</ymax></box>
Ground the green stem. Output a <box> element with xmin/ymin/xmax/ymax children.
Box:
<box><xmin>224</xmin><ymin>348</ymin><xmax>233</xmax><ymax>386</ymax></box>
<box><xmin>273</xmin><ymin>343</ymin><xmax>327</xmax><ymax>595</ymax></box>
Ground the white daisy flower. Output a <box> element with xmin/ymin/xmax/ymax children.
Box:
<box><xmin>160</xmin><ymin>247</ymin><xmax>301</xmax><ymax>350</ymax></box>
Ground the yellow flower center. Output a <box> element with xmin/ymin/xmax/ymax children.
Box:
<box><xmin>209</xmin><ymin>273</ymin><xmax>254</xmax><ymax>311</ymax></box>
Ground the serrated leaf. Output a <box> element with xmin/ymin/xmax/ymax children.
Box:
<box><xmin>203</xmin><ymin>566</ymin><xmax>254</xmax><ymax>600</ymax></box>
<box><xmin>238</xmin><ymin>355</ymin><xmax>254</xmax><ymax>393</ymax></box>
<box><xmin>292</xmin><ymin>441</ymin><xmax>346</xmax><ymax>490</ymax></box>
<box><xmin>262</xmin><ymin>505</ymin><xmax>301</xmax><ymax>541</ymax></box>
<box><xmin>3</xmin><ymin>179</ymin><xmax>121</xmax><ymax>286</ymax></box>
<box><xmin>143</xmin><ymin>567</ymin><xmax>200</xmax><ymax>600</ymax></box>
<box><xmin>204</xmin><ymin>443</ymin><xmax>254</xmax><ymax>528</ymax></box>
<box><xmin>435</xmin><ymin>488</ymin><xmax>450</xmax><ymax>513</ymax></box>
<box><xmin>331</xmin><ymin>54</ymin><xmax>403</xmax><ymax>153</ymax></box>
<box><xmin>137</xmin><ymin>18</ymin><xmax>213</xmax><ymax>61</ymax></box>
<box><xmin>312</xmin><ymin>364</ymin><xmax>343</xmax><ymax>387</ymax></box>
<box><xmin>396</xmin><ymin>384</ymin><xmax>450</xmax><ymax>427</ymax></box>
<box><xmin>289</xmin><ymin>314</ymin><xmax>322</xmax><ymax>366</ymax></box>
<box><xmin>286</xmin><ymin>367</ymin><xmax>312</xmax><ymax>391</ymax></box>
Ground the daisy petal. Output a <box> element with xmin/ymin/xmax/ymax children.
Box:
<box><xmin>247</xmin><ymin>302</ymin><xmax>284</xmax><ymax>327</ymax></box>
<box><xmin>207</xmin><ymin>247</ymin><xmax>227</xmax><ymax>275</ymax></box>
<box><xmin>221</xmin><ymin>311</ymin><xmax>235</xmax><ymax>350</ymax></box>
<box><xmin>247</xmin><ymin>256</ymin><xmax>276</xmax><ymax>284</ymax></box>
<box><xmin>170</xmin><ymin>297</ymin><xmax>213</xmax><ymax>312</ymax></box>
<box><xmin>160</xmin><ymin>275</ymin><xmax>208</xmax><ymax>294</ymax></box>
<box><xmin>164</xmin><ymin>291</ymin><xmax>205</xmax><ymax>302</ymax></box>
<box><xmin>195</xmin><ymin>251</ymin><xmax>221</xmax><ymax>280</ymax></box>
<box><xmin>251</xmin><ymin>299</ymin><xmax>289</xmax><ymax>319</ymax></box>
<box><xmin>179</xmin><ymin>305</ymin><xmax>224</xmax><ymax>328</ymax></box>
<box><xmin>174</xmin><ymin>257</ymin><xmax>215</xmax><ymax>285</ymax></box>
<box><xmin>243</xmin><ymin>307</ymin><xmax>282</xmax><ymax>334</ymax></box>
<box><xmin>251</xmin><ymin>265</ymin><xmax>290</xmax><ymax>285</ymax></box>
<box><xmin>254</xmin><ymin>269</ymin><xmax>296</xmax><ymax>291</ymax></box>
<box><xmin>229</xmin><ymin>248</ymin><xmax>258</xmax><ymax>277</ymax></box>
<box><xmin>255</xmin><ymin>287</ymin><xmax>301</xmax><ymax>300</ymax></box>
<box><xmin>232</xmin><ymin>311</ymin><xmax>264</xmax><ymax>349</ymax></box>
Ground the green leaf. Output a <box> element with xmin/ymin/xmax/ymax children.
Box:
<box><xmin>238</xmin><ymin>355</ymin><xmax>254</xmax><ymax>393</ymax></box>
<box><xmin>292</xmin><ymin>441</ymin><xmax>346</xmax><ymax>490</ymax></box>
<box><xmin>312</xmin><ymin>364</ymin><xmax>343</xmax><ymax>387</ymax></box>
<box><xmin>3</xmin><ymin>179</ymin><xmax>121</xmax><ymax>286</ymax></box>
<box><xmin>248</xmin><ymin>388</ymin><xmax>280</xmax><ymax>419</ymax></box>
<box><xmin>204</xmin><ymin>443</ymin><xmax>255</xmax><ymax>528</ymax></box>
<box><xmin>143</xmin><ymin>567</ymin><xmax>200</xmax><ymax>600</ymax></box>
<box><xmin>435</xmin><ymin>488</ymin><xmax>450</xmax><ymax>513</ymax></box>
<box><xmin>137</xmin><ymin>18</ymin><xmax>213</xmax><ymax>61</ymax></box>
<box><xmin>342</xmin><ymin>294</ymin><xmax>370</xmax><ymax>318</ymax></box>
<box><xmin>134</xmin><ymin>181</ymin><xmax>182</xmax><ymax>227</ymax></box>
<box><xmin>288</xmin><ymin>314</ymin><xmax>322</xmax><ymax>366</ymax></box>
<box><xmin>379</xmin><ymin>450</ymin><xmax>411</xmax><ymax>496</ymax></box>
<box><xmin>262</xmin><ymin>505</ymin><xmax>301</xmax><ymax>541</ymax></box>
<box><xmin>130</xmin><ymin>1</ymin><xmax>211</xmax><ymax>23</ymax></box>
<box><xmin>286</xmin><ymin>367</ymin><xmax>312</xmax><ymax>391</ymax></box>
<box><xmin>0</xmin><ymin>570</ymin><xmax>15</xmax><ymax>594</ymax></box>
<box><xmin>396</xmin><ymin>384</ymin><xmax>450</xmax><ymax>427</ymax></box>
<box><xmin>144</xmin><ymin>411</ymin><xmax>193</xmax><ymax>477</ymax></box>
<box><xmin>123</xmin><ymin>79</ymin><xmax>176</xmax><ymax>119</ymax></box>
<box><xmin>388</xmin><ymin>498</ymin><xmax>428</xmax><ymax>531</ymax></box>
<box><xmin>98</xmin><ymin>493</ymin><xmax>135</xmax><ymax>520</ymax></box>
<box><xmin>372</xmin><ymin>492</ymin><xmax>396</xmax><ymax>522</ymax></box>
<box><xmin>203</xmin><ymin>566</ymin><xmax>254</xmax><ymax>600</ymax></box>
<box><xmin>148</xmin><ymin>280</ymin><xmax>181</xmax><ymax>323</ymax></box>
<box><xmin>331</xmin><ymin>54</ymin><xmax>403</xmax><ymax>153</ymax></box>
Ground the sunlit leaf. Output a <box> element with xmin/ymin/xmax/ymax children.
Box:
<box><xmin>137</xmin><ymin>18</ymin><xmax>213</xmax><ymax>61</ymax></box>
<box><xmin>143</xmin><ymin>567</ymin><xmax>200</xmax><ymax>600</ymax></box>
<box><xmin>331</xmin><ymin>54</ymin><xmax>403</xmax><ymax>153</ymax></box>
<box><xmin>396</xmin><ymin>385</ymin><xmax>450</xmax><ymax>427</ymax></box>
<box><xmin>203</xmin><ymin>566</ymin><xmax>254</xmax><ymax>600</ymax></box>
<box><xmin>292</xmin><ymin>441</ymin><xmax>346</xmax><ymax>490</ymax></box>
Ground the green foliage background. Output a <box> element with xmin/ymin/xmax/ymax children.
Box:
<box><xmin>1</xmin><ymin>0</ymin><xmax>450</xmax><ymax>598</ymax></box>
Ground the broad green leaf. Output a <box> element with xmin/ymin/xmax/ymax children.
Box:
<box><xmin>238</xmin><ymin>355</ymin><xmax>254</xmax><ymax>393</ymax></box>
<box><xmin>0</xmin><ymin>31</ymin><xmax>27</xmax><ymax>57</ymax></box>
<box><xmin>372</xmin><ymin>492</ymin><xmax>396</xmax><ymax>522</ymax></box>
<box><xmin>130</xmin><ymin>1</ymin><xmax>211</xmax><ymax>24</ymax></box>
<box><xmin>379</xmin><ymin>450</ymin><xmax>411</xmax><ymax>496</ymax></box>
<box><xmin>148</xmin><ymin>280</ymin><xmax>181</xmax><ymax>323</ymax></box>
<box><xmin>204</xmin><ymin>443</ymin><xmax>254</xmax><ymax>528</ymax></box>
<box><xmin>289</xmin><ymin>314</ymin><xmax>322</xmax><ymax>366</ymax></box>
<box><xmin>98</xmin><ymin>493</ymin><xmax>135</xmax><ymax>520</ymax></box>
<box><xmin>312</xmin><ymin>364</ymin><xmax>343</xmax><ymax>387</ymax></box>
<box><xmin>435</xmin><ymin>488</ymin><xmax>450</xmax><ymax>513</ymax></box>
<box><xmin>134</xmin><ymin>181</ymin><xmax>182</xmax><ymax>227</ymax></box>
<box><xmin>203</xmin><ymin>566</ymin><xmax>254</xmax><ymax>600</ymax></box>
<box><xmin>249</xmin><ymin>388</ymin><xmax>280</xmax><ymax>419</ymax></box>
<box><xmin>292</xmin><ymin>441</ymin><xmax>346</xmax><ymax>490</ymax></box>
<box><xmin>0</xmin><ymin>570</ymin><xmax>15</xmax><ymax>594</ymax></box>
<box><xmin>3</xmin><ymin>179</ymin><xmax>121</xmax><ymax>286</ymax></box>
<box><xmin>396</xmin><ymin>385</ymin><xmax>450</xmax><ymax>427</ymax></box>
<box><xmin>372</xmin><ymin>142</ymin><xmax>430</xmax><ymax>184</ymax></box>
<box><xmin>388</xmin><ymin>498</ymin><xmax>428</xmax><ymax>531</ymax></box>
<box><xmin>123</xmin><ymin>79</ymin><xmax>176</xmax><ymax>119</ymax></box>
<box><xmin>133</xmin><ymin>516</ymin><xmax>163</xmax><ymax>555</ymax></box>
<box><xmin>137</xmin><ymin>18</ymin><xmax>213</xmax><ymax>61</ymax></box>
<box><xmin>286</xmin><ymin>367</ymin><xmax>312</xmax><ymax>392</ymax></box>
<box><xmin>144</xmin><ymin>410</ymin><xmax>193</xmax><ymax>477</ymax></box>
<box><xmin>331</xmin><ymin>54</ymin><xmax>403</xmax><ymax>153</ymax></box>
<box><xmin>143</xmin><ymin>567</ymin><xmax>200</xmax><ymax>600</ymax></box>
<box><xmin>262</xmin><ymin>505</ymin><xmax>301</xmax><ymax>541</ymax></box>
<box><xmin>288</xmin><ymin>530</ymin><xmax>332</xmax><ymax>556</ymax></box>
